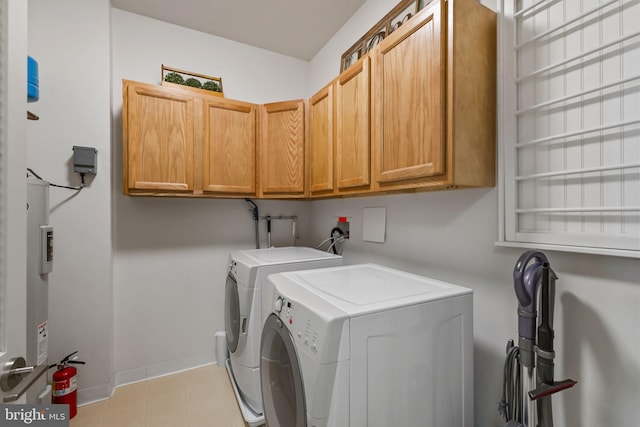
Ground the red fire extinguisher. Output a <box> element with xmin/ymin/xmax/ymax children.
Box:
<box><xmin>50</xmin><ymin>351</ymin><xmax>85</xmax><ymax>419</ymax></box>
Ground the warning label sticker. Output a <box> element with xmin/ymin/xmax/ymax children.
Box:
<box><xmin>37</xmin><ymin>321</ymin><xmax>48</xmax><ymax>365</ymax></box>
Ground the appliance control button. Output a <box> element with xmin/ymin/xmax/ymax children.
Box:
<box><xmin>311</xmin><ymin>343</ymin><xmax>317</xmax><ymax>353</ymax></box>
<box><xmin>303</xmin><ymin>335</ymin><xmax>308</xmax><ymax>345</ymax></box>
<box><xmin>274</xmin><ymin>297</ymin><xmax>283</xmax><ymax>313</ymax></box>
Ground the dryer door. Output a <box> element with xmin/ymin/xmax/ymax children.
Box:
<box><xmin>260</xmin><ymin>313</ymin><xmax>307</xmax><ymax>427</ymax></box>
<box><xmin>225</xmin><ymin>272</ymin><xmax>241</xmax><ymax>353</ymax></box>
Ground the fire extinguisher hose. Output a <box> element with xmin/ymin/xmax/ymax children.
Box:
<box><xmin>49</xmin><ymin>351</ymin><xmax>86</xmax><ymax>369</ymax></box>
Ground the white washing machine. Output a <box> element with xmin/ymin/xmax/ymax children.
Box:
<box><xmin>224</xmin><ymin>246</ymin><xmax>342</xmax><ymax>425</ymax></box>
<box><xmin>260</xmin><ymin>264</ymin><xmax>474</xmax><ymax>427</ymax></box>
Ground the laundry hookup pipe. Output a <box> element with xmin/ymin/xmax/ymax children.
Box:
<box><xmin>245</xmin><ymin>199</ymin><xmax>259</xmax><ymax>249</ymax></box>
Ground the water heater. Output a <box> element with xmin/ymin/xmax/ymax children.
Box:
<box><xmin>26</xmin><ymin>177</ymin><xmax>52</xmax><ymax>403</ymax></box>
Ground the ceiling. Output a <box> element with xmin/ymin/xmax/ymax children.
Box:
<box><xmin>110</xmin><ymin>0</ymin><xmax>368</xmax><ymax>61</ymax></box>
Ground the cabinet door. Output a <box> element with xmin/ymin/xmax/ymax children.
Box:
<box><xmin>335</xmin><ymin>56</ymin><xmax>371</xmax><ymax>191</ymax></box>
<box><xmin>308</xmin><ymin>83</ymin><xmax>334</xmax><ymax>196</ymax></box>
<box><xmin>372</xmin><ymin>0</ymin><xmax>445</xmax><ymax>189</ymax></box>
<box><xmin>202</xmin><ymin>97</ymin><xmax>256</xmax><ymax>195</ymax></box>
<box><xmin>123</xmin><ymin>80</ymin><xmax>195</xmax><ymax>194</ymax></box>
<box><xmin>259</xmin><ymin>100</ymin><xmax>306</xmax><ymax>197</ymax></box>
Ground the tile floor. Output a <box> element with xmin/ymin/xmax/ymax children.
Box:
<box><xmin>70</xmin><ymin>364</ymin><xmax>246</xmax><ymax>427</ymax></box>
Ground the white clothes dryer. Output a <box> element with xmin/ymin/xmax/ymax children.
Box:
<box><xmin>260</xmin><ymin>264</ymin><xmax>474</xmax><ymax>427</ymax></box>
<box><xmin>224</xmin><ymin>247</ymin><xmax>342</xmax><ymax>424</ymax></box>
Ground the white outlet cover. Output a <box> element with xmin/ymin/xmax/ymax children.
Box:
<box><xmin>362</xmin><ymin>207</ymin><xmax>386</xmax><ymax>243</ymax></box>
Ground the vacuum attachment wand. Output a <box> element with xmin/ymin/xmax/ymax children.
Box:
<box><xmin>530</xmin><ymin>263</ymin><xmax>577</xmax><ymax>426</ymax></box>
<box><xmin>505</xmin><ymin>251</ymin><xmax>577</xmax><ymax>427</ymax></box>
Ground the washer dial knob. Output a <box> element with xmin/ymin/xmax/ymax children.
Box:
<box><xmin>274</xmin><ymin>297</ymin><xmax>283</xmax><ymax>313</ymax></box>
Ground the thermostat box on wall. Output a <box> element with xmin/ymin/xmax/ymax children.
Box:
<box><xmin>73</xmin><ymin>146</ymin><xmax>97</xmax><ymax>174</ymax></box>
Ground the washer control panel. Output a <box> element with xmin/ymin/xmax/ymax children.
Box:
<box><xmin>274</xmin><ymin>294</ymin><xmax>322</xmax><ymax>358</ymax></box>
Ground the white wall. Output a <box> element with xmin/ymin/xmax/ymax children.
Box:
<box><xmin>307</xmin><ymin>1</ymin><xmax>640</xmax><ymax>426</ymax></box>
<box><xmin>5</xmin><ymin>0</ymin><xmax>29</xmax><ymax>381</ymax></box>
<box><xmin>110</xmin><ymin>9</ymin><xmax>314</xmax><ymax>388</ymax></box>
<box><xmin>27</xmin><ymin>0</ymin><xmax>113</xmax><ymax>404</ymax></box>
<box><xmin>111</xmin><ymin>9</ymin><xmax>310</xmax><ymax>104</ymax></box>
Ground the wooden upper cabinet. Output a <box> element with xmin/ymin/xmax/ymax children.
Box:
<box><xmin>122</xmin><ymin>0</ymin><xmax>495</xmax><ymax>200</ymax></box>
<box><xmin>307</xmin><ymin>83</ymin><xmax>334</xmax><ymax>196</ymax></box>
<box><xmin>446</xmin><ymin>0</ymin><xmax>497</xmax><ymax>188</ymax></box>
<box><xmin>258</xmin><ymin>100</ymin><xmax>306</xmax><ymax>198</ymax></box>
<box><xmin>201</xmin><ymin>97</ymin><xmax>256</xmax><ymax>195</ymax></box>
<box><xmin>335</xmin><ymin>55</ymin><xmax>371</xmax><ymax>193</ymax></box>
<box><xmin>122</xmin><ymin>79</ymin><xmax>257</xmax><ymax>197</ymax></box>
<box><xmin>371</xmin><ymin>0</ymin><xmax>496</xmax><ymax>192</ymax></box>
<box><xmin>123</xmin><ymin>80</ymin><xmax>196</xmax><ymax>194</ymax></box>
<box><xmin>372</xmin><ymin>0</ymin><xmax>445</xmax><ymax>190</ymax></box>
<box><xmin>307</xmin><ymin>56</ymin><xmax>372</xmax><ymax>199</ymax></box>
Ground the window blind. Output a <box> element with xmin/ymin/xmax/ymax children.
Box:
<box><xmin>499</xmin><ymin>0</ymin><xmax>640</xmax><ymax>257</ymax></box>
